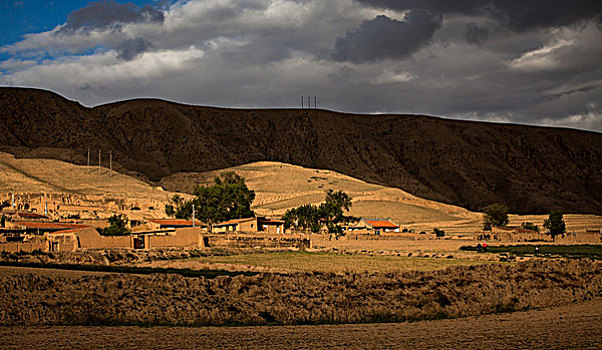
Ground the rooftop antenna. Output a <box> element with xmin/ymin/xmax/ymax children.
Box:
<box><xmin>98</xmin><ymin>150</ymin><xmax>101</xmax><ymax>173</ymax></box>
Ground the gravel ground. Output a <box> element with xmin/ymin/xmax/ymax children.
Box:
<box><xmin>1</xmin><ymin>299</ymin><xmax>601</xmax><ymax>349</ymax></box>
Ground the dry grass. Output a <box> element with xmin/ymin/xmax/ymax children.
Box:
<box><xmin>150</xmin><ymin>251</ymin><xmax>495</xmax><ymax>274</ymax></box>
<box><xmin>0</xmin><ymin>152</ymin><xmax>171</xmax><ymax>201</ymax></box>
<box><xmin>2</xmin><ymin>153</ymin><xmax>600</xmax><ymax>233</ymax></box>
<box><xmin>3</xmin><ymin>300</ymin><xmax>601</xmax><ymax>349</ymax></box>
<box><xmin>1</xmin><ymin>259</ymin><xmax>600</xmax><ymax>326</ymax></box>
<box><xmin>161</xmin><ymin>161</ymin><xmax>479</xmax><ymax>227</ymax></box>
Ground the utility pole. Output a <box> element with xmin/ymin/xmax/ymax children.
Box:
<box><xmin>192</xmin><ymin>204</ymin><xmax>196</xmax><ymax>227</ymax></box>
<box><xmin>307</xmin><ymin>96</ymin><xmax>310</xmax><ymax>109</ymax></box>
<box><xmin>98</xmin><ymin>150</ymin><xmax>101</xmax><ymax>173</ymax></box>
<box><xmin>314</xmin><ymin>96</ymin><xmax>317</xmax><ymax>109</ymax></box>
<box><xmin>87</xmin><ymin>148</ymin><xmax>90</xmax><ymax>174</ymax></box>
<box><xmin>301</xmin><ymin>96</ymin><xmax>303</xmax><ymax>109</ymax></box>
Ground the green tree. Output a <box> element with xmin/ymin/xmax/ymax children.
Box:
<box><xmin>483</xmin><ymin>204</ymin><xmax>509</xmax><ymax>230</ymax></box>
<box><xmin>164</xmin><ymin>194</ymin><xmax>184</xmax><ymax>217</ymax></box>
<box><xmin>283</xmin><ymin>204</ymin><xmax>322</xmax><ymax>233</ymax></box>
<box><xmin>543</xmin><ymin>211</ymin><xmax>566</xmax><ymax>240</ymax></box>
<box><xmin>102</xmin><ymin>214</ymin><xmax>130</xmax><ymax>236</ymax></box>
<box><xmin>0</xmin><ymin>200</ymin><xmax>10</xmax><ymax>211</ymax></box>
<box><xmin>180</xmin><ymin>172</ymin><xmax>255</xmax><ymax>226</ymax></box>
<box><xmin>283</xmin><ymin>189</ymin><xmax>352</xmax><ymax>234</ymax></box>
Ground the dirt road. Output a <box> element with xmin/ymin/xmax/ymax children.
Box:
<box><xmin>2</xmin><ymin>299</ymin><xmax>601</xmax><ymax>349</ymax></box>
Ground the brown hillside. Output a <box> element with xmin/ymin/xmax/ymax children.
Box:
<box><xmin>0</xmin><ymin>87</ymin><xmax>601</xmax><ymax>214</ymax></box>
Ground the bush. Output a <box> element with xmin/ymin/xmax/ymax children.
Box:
<box><xmin>433</xmin><ymin>228</ymin><xmax>445</xmax><ymax>238</ymax></box>
<box><xmin>101</xmin><ymin>214</ymin><xmax>130</xmax><ymax>236</ymax></box>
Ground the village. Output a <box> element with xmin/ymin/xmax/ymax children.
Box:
<box><xmin>1</xmin><ymin>185</ymin><xmax>600</xmax><ymax>255</ymax></box>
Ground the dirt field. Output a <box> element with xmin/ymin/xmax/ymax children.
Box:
<box><xmin>1</xmin><ymin>299</ymin><xmax>601</xmax><ymax>349</ymax></box>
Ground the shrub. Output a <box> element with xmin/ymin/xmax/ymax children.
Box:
<box><xmin>483</xmin><ymin>204</ymin><xmax>509</xmax><ymax>230</ymax></box>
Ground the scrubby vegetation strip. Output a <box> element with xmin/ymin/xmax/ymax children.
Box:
<box><xmin>1</xmin><ymin>259</ymin><xmax>600</xmax><ymax>327</ymax></box>
<box><xmin>0</xmin><ymin>261</ymin><xmax>258</xmax><ymax>278</ymax></box>
<box><xmin>460</xmin><ymin>244</ymin><xmax>602</xmax><ymax>259</ymax></box>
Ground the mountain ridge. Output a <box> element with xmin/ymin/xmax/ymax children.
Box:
<box><xmin>1</xmin><ymin>87</ymin><xmax>600</xmax><ymax>214</ymax></box>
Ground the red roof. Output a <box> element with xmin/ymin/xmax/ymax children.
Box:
<box><xmin>147</xmin><ymin>219</ymin><xmax>206</xmax><ymax>227</ymax></box>
<box><xmin>215</xmin><ymin>218</ymin><xmax>254</xmax><ymax>226</ymax></box>
<box><xmin>258</xmin><ymin>218</ymin><xmax>284</xmax><ymax>225</ymax></box>
<box><xmin>17</xmin><ymin>212</ymin><xmax>49</xmax><ymax>219</ymax></box>
<box><xmin>47</xmin><ymin>227</ymin><xmax>91</xmax><ymax>235</ymax></box>
<box><xmin>13</xmin><ymin>222</ymin><xmax>92</xmax><ymax>230</ymax></box>
<box><xmin>363</xmin><ymin>219</ymin><xmax>399</xmax><ymax>229</ymax></box>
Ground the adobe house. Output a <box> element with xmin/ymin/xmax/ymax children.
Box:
<box><xmin>489</xmin><ymin>226</ymin><xmax>545</xmax><ymax>242</ymax></box>
<box><xmin>1</xmin><ymin>211</ymin><xmax>49</xmax><ymax>221</ymax></box>
<box><xmin>343</xmin><ymin>220</ymin><xmax>370</xmax><ymax>234</ymax></box>
<box><xmin>6</xmin><ymin>221</ymin><xmax>93</xmax><ymax>234</ymax></box>
<box><xmin>45</xmin><ymin>226</ymin><xmax>207</xmax><ymax>251</ymax></box>
<box><xmin>361</xmin><ymin>218</ymin><xmax>400</xmax><ymax>235</ymax></box>
<box><xmin>142</xmin><ymin>219</ymin><xmax>208</xmax><ymax>231</ymax></box>
<box><xmin>213</xmin><ymin>217</ymin><xmax>285</xmax><ymax>234</ymax></box>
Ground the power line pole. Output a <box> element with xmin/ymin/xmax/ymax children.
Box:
<box><xmin>301</xmin><ymin>95</ymin><xmax>303</xmax><ymax>109</ymax></box>
<box><xmin>98</xmin><ymin>150</ymin><xmax>101</xmax><ymax>173</ymax></box>
<box><xmin>87</xmin><ymin>148</ymin><xmax>90</xmax><ymax>174</ymax></box>
<box><xmin>192</xmin><ymin>204</ymin><xmax>196</xmax><ymax>227</ymax></box>
<box><xmin>314</xmin><ymin>96</ymin><xmax>317</xmax><ymax>109</ymax></box>
<box><xmin>307</xmin><ymin>96</ymin><xmax>310</xmax><ymax>109</ymax></box>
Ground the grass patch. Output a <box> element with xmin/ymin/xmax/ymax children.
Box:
<box><xmin>192</xmin><ymin>251</ymin><xmax>497</xmax><ymax>273</ymax></box>
<box><xmin>460</xmin><ymin>244</ymin><xmax>602</xmax><ymax>260</ymax></box>
<box><xmin>0</xmin><ymin>261</ymin><xmax>258</xmax><ymax>278</ymax></box>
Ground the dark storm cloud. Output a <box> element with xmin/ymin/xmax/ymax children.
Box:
<box><xmin>356</xmin><ymin>0</ymin><xmax>602</xmax><ymax>31</ymax></box>
<box><xmin>115</xmin><ymin>37</ymin><xmax>152</xmax><ymax>60</ymax></box>
<box><xmin>60</xmin><ymin>0</ymin><xmax>164</xmax><ymax>33</ymax></box>
<box><xmin>464</xmin><ymin>24</ymin><xmax>490</xmax><ymax>46</ymax></box>
<box><xmin>333</xmin><ymin>11</ymin><xmax>442</xmax><ymax>63</ymax></box>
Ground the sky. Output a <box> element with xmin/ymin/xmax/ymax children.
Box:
<box><xmin>1</xmin><ymin>0</ymin><xmax>601</xmax><ymax>132</ymax></box>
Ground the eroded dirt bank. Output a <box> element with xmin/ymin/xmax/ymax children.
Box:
<box><xmin>2</xmin><ymin>299</ymin><xmax>601</xmax><ymax>349</ymax></box>
<box><xmin>1</xmin><ymin>259</ymin><xmax>600</xmax><ymax>327</ymax></box>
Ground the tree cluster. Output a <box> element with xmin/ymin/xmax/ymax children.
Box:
<box><xmin>482</xmin><ymin>203</ymin><xmax>509</xmax><ymax>230</ymax></box>
<box><xmin>101</xmin><ymin>213</ymin><xmax>130</xmax><ymax>236</ymax></box>
<box><xmin>482</xmin><ymin>202</ymin><xmax>566</xmax><ymax>240</ymax></box>
<box><xmin>282</xmin><ymin>189</ymin><xmax>352</xmax><ymax>234</ymax></box>
<box><xmin>544</xmin><ymin>210</ymin><xmax>566</xmax><ymax>240</ymax></box>
<box><xmin>165</xmin><ymin>172</ymin><xmax>255</xmax><ymax>226</ymax></box>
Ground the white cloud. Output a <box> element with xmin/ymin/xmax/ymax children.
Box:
<box><xmin>1</xmin><ymin>0</ymin><xmax>601</xmax><ymax>132</ymax></box>
<box><xmin>508</xmin><ymin>39</ymin><xmax>575</xmax><ymax>72</ymax></box>
<box><xmin>372</xmin><ymin>70</ymin><xmax>414</xmax><ymax>84</ymax></box>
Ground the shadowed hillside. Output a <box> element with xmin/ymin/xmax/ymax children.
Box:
<box><xmin>0</xmin><ymin>87</ymin><xmax>601</xmax><ymax>214</ymax></box>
